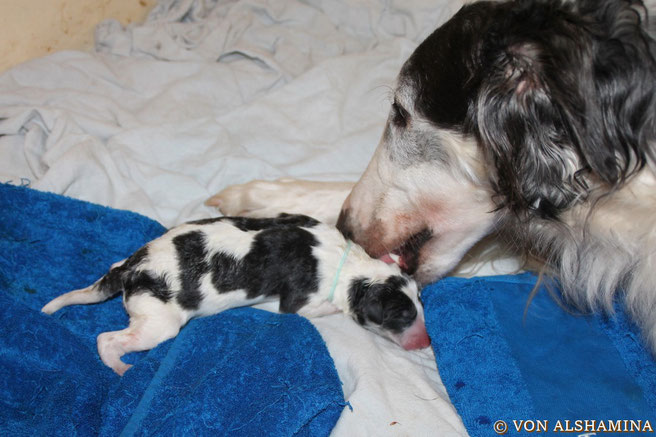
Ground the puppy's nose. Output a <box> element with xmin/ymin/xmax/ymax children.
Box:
<box><xmin>400</xmin><ymin>319</ymin><xmax>431</xmax><ymax>350</ymax></box>
<box><xmin>336</xmin><ymin>208</ymin><xmax>353</xmax><ymax>240</ymax></box>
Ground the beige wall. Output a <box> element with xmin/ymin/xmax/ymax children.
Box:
<box><xmin>0</xmin><ymin>0</ymin><xmax>157</xmax><ymax>72</ymax></box>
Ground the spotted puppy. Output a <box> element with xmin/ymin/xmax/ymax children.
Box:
<box><xmin>42</xmin><ymin>214</ymin><xmax>429</xmax><ymax>375</ymax></box>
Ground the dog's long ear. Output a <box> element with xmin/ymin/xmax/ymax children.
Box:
<box><xmin>577</xmin><ymin>0</ymin><xmax>656</xmax><ymax>183</ymax></box>
<box><xmin>476</xmin><ymin>1</ymin><xmax>656</xmax><ymax>219</ymax></box>
<box><xmin>475</xmin><ymin>41</ymin><xmax>583</xmax><ymax>218</ymax></box>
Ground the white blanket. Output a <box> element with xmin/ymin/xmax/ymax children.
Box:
<box><xmin>0</xmin><ymin>0</ymin><xmax>469</xmax><ymax>434</ymax></box>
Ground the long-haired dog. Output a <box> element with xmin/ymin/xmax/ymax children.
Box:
<box><xmin>208</xmin><ymin>0</ymin><xmax>656</xmax><ymax>353</ymax></box>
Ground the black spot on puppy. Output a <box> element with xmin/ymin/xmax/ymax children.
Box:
<box><xmin>210</xmin><ymin>251</ymin><xmax>243</xmax><ymax>291</ymax></box>
<box><xmin>98</xmin><ymin>269</ymin><xmax>124</xmax><ymax>298</ymax></box>
<box><xmin>173</xmin><ymin>231</ymin><xmax>210</xmax><ymax>310</ymax></box>
<box><xmin>349</xmin><ymin>278</ymin><xmax>373</xmax><ymax>325</ymax></box>
<box><xmin>124</xmin><ymin>271</ymin><xmax>172</xmax><ymax>302</ymax></box>
<box><xmin>186</xmin><ymin>217</ymin><xmax>225</xmax><ymax>226</ymax></box>
<box><xmin>348</xmin><ymin>276</ymin><xmax>417</xmax><ymax>333</ymax></box>
<box><xmin>205</xmin><ymin>224</ymin><xmax>320</xmax><ymax>313</ymax></box>
<box><xmin>379</xmin><ymin>294</ymin><xmax>417</xmax><ymax>334</ymax></box>
<box><xmin>100</xmin><ymin>245</ymin><xmax>154</xmax><ymax>300</ymax></box>
<box><xmin>230</xmin><ymin>214</ymin><xmax>320</xmax><ymax>231</ymax></box>
<box><xmin>189</xmin><ymin>213</ymin><xmax>319</xmax><ymax>231</ymax></box>
<box><xmin>124</xmin><ymin>246</ymin><xmax>150</xmax><ymax>269</ymax></box>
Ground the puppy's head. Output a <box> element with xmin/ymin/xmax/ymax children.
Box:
<box><xmin>347</xmin><ymin>275</ymin><xmax>430</xmax><ymax>350</ymax></box>
<box><xmin>338</xmin><ymin>0</ymin><xmax>656</xmax><ymax>283</ymax></box>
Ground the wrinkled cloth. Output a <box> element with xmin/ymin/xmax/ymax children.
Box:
<box><xmin>0</xmin><ymin>1</ymin><xmax>468</xmax><ymax>434</ymax></box>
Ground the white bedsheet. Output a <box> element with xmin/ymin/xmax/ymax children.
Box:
<box><xmin>0</xmin><ymin>0</ymin><xmax>469</xmax><ymax>434</ymax></box>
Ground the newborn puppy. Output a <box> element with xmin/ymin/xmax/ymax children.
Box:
<box><xmin>42</xmin><ymin>214</ymin><xmax>429</xmax><ymax>375</ymax></box>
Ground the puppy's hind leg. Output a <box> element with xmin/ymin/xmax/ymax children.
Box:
<box><xmin>97</xmin><ymin>295</ymin><xmax>183</xmax><ymax>376</ymax></box>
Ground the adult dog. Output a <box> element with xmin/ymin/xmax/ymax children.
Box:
<box><xmin>209</xmin><ymin>0</ymin><xmax>656</xmax><ymax>352</ymax></box>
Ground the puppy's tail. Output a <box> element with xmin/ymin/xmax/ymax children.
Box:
<box><xmin>41</xmin><ymin>260</ymin><xmax>126</xmax><ymax>315</ymax></box>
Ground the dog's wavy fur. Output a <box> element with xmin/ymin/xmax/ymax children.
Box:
<box><xmin>479</xmin><ymin>0</ymin><xmax>656</xmax><ymax>350</ymax></box>
<box><xmin>211</xmin><ymin>0</ymin><xmax>656</xmax><ymax>352</ymax></box>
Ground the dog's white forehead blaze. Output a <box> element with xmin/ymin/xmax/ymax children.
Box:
<box><xmin>351</xmin><ymin>113</ymin><xmax>494</xmax><ymax>232</ymax></box>
<box><xmin>392</xmin><ymin>79</ymin><xmax>488</xmax><ymax>183</ymax></box>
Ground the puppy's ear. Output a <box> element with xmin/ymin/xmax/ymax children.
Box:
<box><xmin>348</xmin><ymin>278</ymin><xmax>386</xmax><ymax>325</ymax></box>
<box><xmin>347</xmin><ymin>278</ymin><xmax>372</xmax><ymax>325</ymax></box>
<box><xmin>364</xmin><ymin>297</ymin><xmax>384</xmax><ymax>325</ymax></box>
<box><xmin>475</xmin><ymin>41</ymin><xmax>583</xmax><ymax>218</ymax></box>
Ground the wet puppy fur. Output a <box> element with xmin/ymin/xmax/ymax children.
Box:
<box><xmin>336</xmin><ymin>0</ymin><xmax>656</xmax><ymax>352</ymax></box>
<box><xmin>42</xmin><ymin>214</ymin><xmax>428</xmax><ymax>375</ymax></box>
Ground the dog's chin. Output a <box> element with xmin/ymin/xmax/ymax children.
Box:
<box><xmin>379</xmin><ymin>228</ymin><xmax>433</xmax><ymax>275</ymax></box>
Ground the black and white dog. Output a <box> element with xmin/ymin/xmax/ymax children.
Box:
<box><xmin>42</xmin><ymin>214</ymin><xmax>429</xmax><ymax>375</ymax></box>
<box><xmin>209</xmin><ymin>0</ymin><xmax>656</xmax><ymax>353</ymax></box>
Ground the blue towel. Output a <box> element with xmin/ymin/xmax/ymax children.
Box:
<box><xmin>0</xmin><ymin>183</ymin><xmax>344</xmax><ymax>436</ymax></box>
<box><xmin>424</xmin><ymin>274</ymin><xmax>656</xmax><ymax>436</ymax></box>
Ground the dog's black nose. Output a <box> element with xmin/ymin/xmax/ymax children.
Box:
<box><xmin>336</xmin><ymin>208</ymin><xmax>353</xmax><ymax>240</ymax></box>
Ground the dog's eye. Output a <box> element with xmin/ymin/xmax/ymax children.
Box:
<box><xmin>391</xmin><ymin>101</ymin><xmax>409</xmax><ymax>128</ymax></box>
